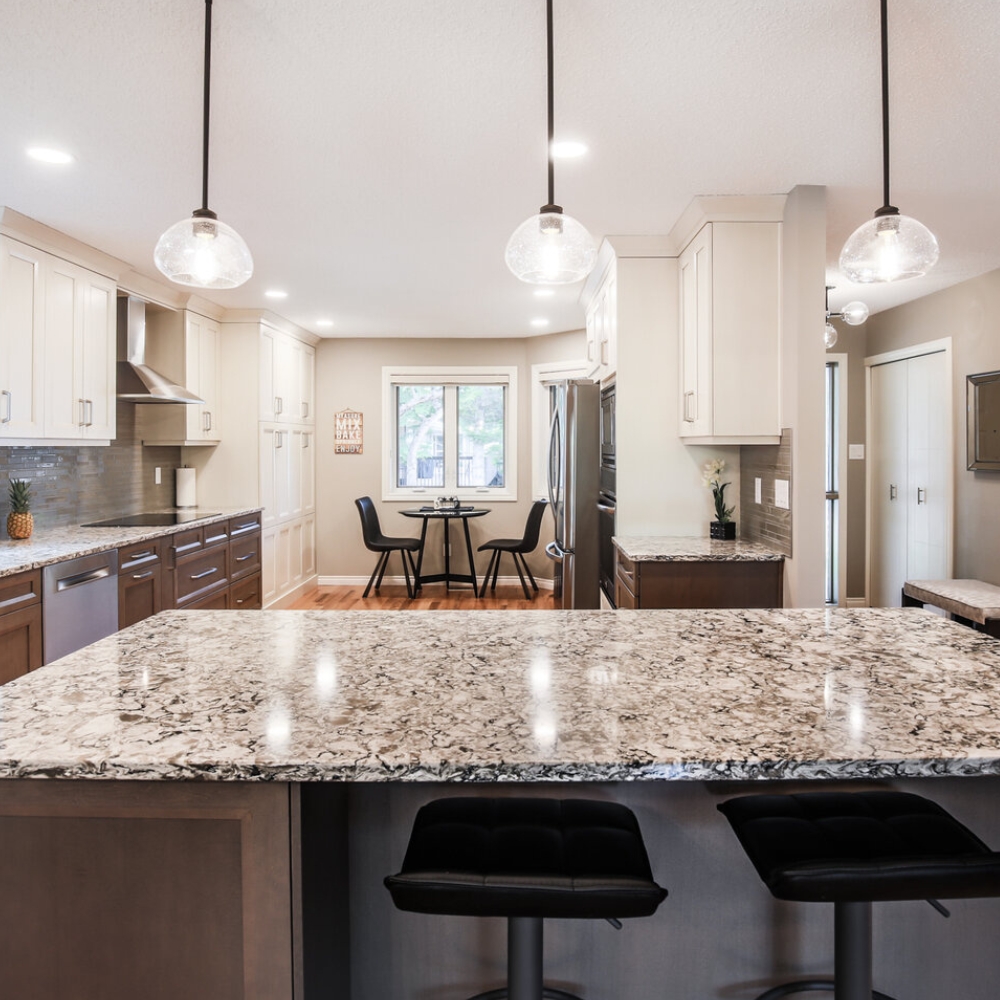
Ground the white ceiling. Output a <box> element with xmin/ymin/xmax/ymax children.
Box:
<box><xmin>3</xmin><ymin>0</ymin><xmax>999</xmax><ymax>338</ymax></box>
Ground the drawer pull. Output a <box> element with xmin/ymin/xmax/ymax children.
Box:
<box><xmin>235</xmin><ymin>552</ymin><xmax>256</xmax><ymax>562</ymax></box>
<box><xmin>128</xmin><ymin>550</ymin><xmax>154</xmax><ymax>561</ymax></box>
<box><xmin>131</xmin><ymin>570</ymin><xmax>155</xmax><ymax>580</ymax></box>
<box><xmin>235</xmin><ymin>598</ymin><xmax>246</xmax><ymax>605</ymax></box>
<box><xmin>0</xmin><ymin>590</ymin><xmax>35</xmax><ymax>611</ymax></box>
<box><xmin>232</xmin><ymin>522</ymin><xmax>259</xmax><ymax>533</ymax></box>
<box><xmin>190</xmin><ymin>567</ymin><xmax>219</xmax><ymax>580</ymax></box>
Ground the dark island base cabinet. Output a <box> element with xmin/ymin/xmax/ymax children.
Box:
<box><xmin>616</xmin><ymin>552</ymin><xmax>784</xmax><ymax>609</ymax></box>
<box><xmin>0</xmin><ymin>569</ymin><xmax>43</xmax><ymax>683</ymax></box>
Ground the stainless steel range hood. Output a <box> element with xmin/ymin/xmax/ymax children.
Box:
<box><xmin>117</xmin><ymin>296</ymin><xmax>204</xmax><ymax>404</ymax></box>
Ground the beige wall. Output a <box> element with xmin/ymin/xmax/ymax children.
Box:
<box><xmin>866</xmin><ymin>267</ymin><xmax>1000</xmax><ymax>586</ymax></box>
<box><xmin>315</xmin><ymin>331</ymin><xmax>584</xmax><ymax>584</ymax></box>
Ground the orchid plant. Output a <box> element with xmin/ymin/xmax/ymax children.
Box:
<box><xmin>702</xmin><ymin>458</ymin><xmax>735</xmax><ymax>524</ymax></box>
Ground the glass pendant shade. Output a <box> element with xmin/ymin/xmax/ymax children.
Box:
<box><xmin>839</xmin><ymin>300</ymin><xmax>870</xmax><ymax>325</ymax></box>
<box><xmin>155</xmin><ymin>211</ymin><xmax>253</xmax><ymax>289</ymax></box>
<box><xmin>505</xmin><ymin>208</ymin><xmax>598</xmax><ymax>285</ymax></box>
<box><xmin>839</xmin><ymin>212</ymin><xmax>939</xmax><ymax>284</ymax></box>
<box><xmin>824</xmin><ymin>323</ymin><xmax>839</xmax><ymax>349</ymax></box>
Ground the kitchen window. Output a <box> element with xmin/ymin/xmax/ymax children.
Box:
<box><xmin>382</xmin><ymin>366</ymin><xmax>517</xmax><ymax>501</ymax></box>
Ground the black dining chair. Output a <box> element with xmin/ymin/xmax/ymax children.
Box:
<box><xmin>355</xmin><ymin>496</ymin><xmax>422</xmax><ymax>599</ymax></box>
<box><xmin>477</xmin><ymin>498</ymin><xmax>548</xmax><ymax>599</ymax></box>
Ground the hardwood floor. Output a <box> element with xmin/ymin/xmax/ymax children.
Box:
<box><xmin>287</xmin><ymin>583</ymin><xmax>557</xmax><ymax>611</ymax></box>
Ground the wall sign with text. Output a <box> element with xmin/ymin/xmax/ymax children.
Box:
<box><xmin>334</xmin><ymin>409</ymin><xmax>363</xmax><ymax>454</ymax></box>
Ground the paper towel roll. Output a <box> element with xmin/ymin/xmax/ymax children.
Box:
<box><xmin>175</xmin><ymin>467</ymin><xmax>197</xmax><ymax>508</ymax></box>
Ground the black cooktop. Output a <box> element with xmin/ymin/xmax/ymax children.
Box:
<box><xmin>82</xmin><ymin>511</ymin><xmax>221</xmax><ymax>528</ymax></box>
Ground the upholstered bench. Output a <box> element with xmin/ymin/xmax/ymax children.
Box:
<box><xmin>385</xmin><ymin>797</ymin><xmax>667</xmax><ymax>1000</ymax></box>
<box><xmin>719</xmin><ymin>790</ymin><xmax>1000</xmax><ymax>1000</ymax></box>
<box><xmin>902</xmin><ymin>578</ymin><xmax>1000</xmax><ymax>638</ymax></box>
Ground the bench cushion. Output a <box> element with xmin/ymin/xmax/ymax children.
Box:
<box><xmin>385</xmin><ymin>797</ymin><xmax>668</xmax><ymax>919</ymax></box>
<box><xmin>904</xmin><ymin>579</ymin><xmax>1000</xmax><ymax>625</ymax></box>
<box><xmin>719</xmin><ymin>791</ymin><xmax>1000</xmax><ymax>903</ymax></box>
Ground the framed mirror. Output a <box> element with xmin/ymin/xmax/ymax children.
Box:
<box><xmin>967</xmin><ymin>370</ymin><xmax>1000</xmax><ymax>471</ymax></box>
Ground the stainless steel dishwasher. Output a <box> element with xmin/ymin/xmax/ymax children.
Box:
<box><xmin>42</xmin><ymin>549</ymin><xmax>119</xmax><ymax>664</ymax></box>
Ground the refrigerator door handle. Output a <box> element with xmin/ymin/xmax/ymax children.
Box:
<box><xmin>545</xmin><ymin>541</ymin><xmax>564</xmax><ymax>563</ymax></box>
<box><xmin>547</xmin><ymin>404</ymin><xmax>563</xmax><ymax>543</ymax></box>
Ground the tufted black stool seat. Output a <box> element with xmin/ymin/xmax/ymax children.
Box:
<box><xmin>719</xmin><ymin>790</ymin><xmax>1000</xmax><ymax>1000</ymax></box>
<box><xmin>385</xmin><ymin>797</ymin><xmax>667</xmax><ymax>1000</ymax></box>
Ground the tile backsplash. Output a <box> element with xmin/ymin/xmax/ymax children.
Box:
<box><xmin>0</xmin><ymin>402</ymin><xmax>181</xmax><ymax>528</ymax></box>
<box><xmin>739</xmin><ymin>428</ymin><xmax>793</xmax><ymax>556</ymax></box>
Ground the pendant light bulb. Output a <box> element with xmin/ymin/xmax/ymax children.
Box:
<box><xmin>154</xmin><ymin>0</ymin><xmax>253</xmax><ymax>290</ymax></box>
<box><xmin>839</xmin><ymin>211</ymin><xmax>938</xmax><ymax>284</ymax></box>
<box><xmin>506</xmin><ymin>206</ymin><xmax>597</xmax><ymax>285</ymax></box>
<box><xmin>824</xmin><ymin>323</ymin><xmax>839</xmax><ymax>349</ymax></box>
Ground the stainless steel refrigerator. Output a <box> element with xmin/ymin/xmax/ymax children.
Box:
<box><xmin>544</xmin><ymin>379</ymin><xmax>600</xmax><ymax>609</ymax></box>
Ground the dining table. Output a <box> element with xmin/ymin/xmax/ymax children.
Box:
<box><xmin>399</xmin><ymin>506</ymin><xmax>489</xmax><ymax>592</ymax></box>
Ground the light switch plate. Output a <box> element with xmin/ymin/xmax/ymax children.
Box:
<box><xmin>774</xmin><ymin>479</ymin><xmax>790</xmax><ymax>509</ymax></box>
<box><xmin>754</xmin><ymin>477</ymin><xmax>762</xmax><ymax>504</ymax></box>
<box><xmin>154</xmin><ymin>467</ymin><xmax>161</xmax><ymax>485</ymax></box>
<box><xmin>849</xmin><ymin>444</ymin><xmax>865</xmax><ymax>460</ymax></box>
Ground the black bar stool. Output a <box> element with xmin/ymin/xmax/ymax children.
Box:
<box><xmin>385</xmin><ymin>796</ymin><xmax>667</xmax><ymax>1000</ymax></box>
<box><xmin>718</xmin><ymin>790</ymin><xmax>1000</xmax><ymax>1000</ymax></box>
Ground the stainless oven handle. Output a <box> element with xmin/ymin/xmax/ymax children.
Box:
<box><xmin>596</xmin><ymin>503</ymin><xmax>615</xmax><ymax>513</ymax></box>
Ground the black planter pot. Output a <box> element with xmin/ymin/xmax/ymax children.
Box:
<box><xmin>710</xmin><ymin>520</ymin><xmax>736</xmax><ymax>540</ymax></box>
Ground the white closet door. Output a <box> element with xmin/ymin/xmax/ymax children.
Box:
<box><xmin>870</xmin><ymin>361</ymin><xmax>909</xmax><ymax>606</ymax></box>
<box><xmin>906</xmin><ymin>351</ymin><xmax>949</xmax><ymax>582</ymax></box>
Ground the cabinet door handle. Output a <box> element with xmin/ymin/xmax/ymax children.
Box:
<box><xmin>235</xmin><ymin>552</ymin><xmax>256</xmax><ymax>562</ymax></box>
<box><xmin>275</xmin><ymin>396</ymin><xmax>283</xmax><ymax>415</ymax></box>
<box><xmin>683</xmin><ymin>391</ymin><xmax>696</xmax><ymax>423</ymax></box>
<box><xmin>78</xmin><ymin>398</ymin><xmax>87</xmax><ymax>426</ymax></box>
<box><xmin>203</xmin><ymin>410</ymin><xmax>212</xmax><ymax>432</ymax></box>
<box><xmin>302</xmin><ymin>401</ymin><xmax>309</xmax><ymax>418</ymax></box>
<box><xmin>917</xmin><ymin>487</ymin><xmax>927</xmax><ymax>505</ymax></box>
<box><xmin>1</xmin><ymin>389</ymin><xmax>11</xmax><ymax>424</ymax></box>
<box><xmin>302</xmin><ymin>434</ymin><xmax>309</xmax><ymax>448</ymax></box>
<box><xmin>275</xmin><ymin>431</ymin><xmax>284</xmax><ymax>448</ymax></box>
<box><xmin>132</xmin><ymin>570</ymin><xmax>155</xmax><ymax>580</ymax></box>
<box><xmin>889</xmin><ymin>484</ymin><xmax>898</xmax><ymax>501</ymax></box>
<box><xmin>190</xmin><ymin>567</ymin><xmax>219</xmax><ymax>580</ymax></box>
<box><xmin>87</xmin><ymin>399</ymin><xmax>94</xmax><ymax>427</ymax></box>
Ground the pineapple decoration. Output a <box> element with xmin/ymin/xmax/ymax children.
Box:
<box><xmin>7</xmin><ymin>478</ymin><xmax>33</xmax><ymax>539</ymax></box>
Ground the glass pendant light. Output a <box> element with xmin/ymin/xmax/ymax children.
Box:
<box><xmin>155</xmin><ymin>0</ymin><xmax>253</xmax><ymax>289</ymax></box>
<box><xmin>839</xmin><ymin>0</ymin><xmax>937</xmax><ymax>284</ymax></box>
<box><xmin>505</xmin><ymin>0</ymin><xmax>597</xmax><ymax>285</ymax></box>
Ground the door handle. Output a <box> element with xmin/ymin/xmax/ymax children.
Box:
<box><xmin>275</xmin><ymin>396</ymin><xmax>283</xmax><ymax>415</ymax></box>
<box><xmin>1</xmin><ymin>389</ymin><xmax>11</xmax><ymax>424</ymax></box>
<box><xmin>203</xmin><ymin>410</ymin><xmax>212</xmax><ymax>432</ymax></box>
<box><xmin>917</xmin><ymin>487</ymin><xmax>927</xmax><ymax>505</ymax></box>
<box><xmin>302</xmin><ymin>401</ymin><xmax>309</xmax><ymax>418</ymax></box>
<box><xmin>86</xmin><ymin>399</ymin><xmax>94</xmax><ymax>427</ymax></box>
<box><xmin>683</xmin><ymin>391</ymin><xmax>696</xmax><ymax>423</ymax></box>
<box><xmin>78</xmin><ymin>398</ymin><xmax>87</xmax><ymax>426</ymax></box>
<box><xmin>889</xmin><ymin>484</ymin><xmax>898</xmax><ymax>501</ymax></box>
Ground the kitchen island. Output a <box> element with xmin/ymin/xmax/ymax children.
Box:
<box><xmin>2</xmin><ymin>608</ymin><xmax>1000</xmax><ymax>999</ymax></box>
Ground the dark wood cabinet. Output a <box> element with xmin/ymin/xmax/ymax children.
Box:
<box><xmin>118</xmin><ymin>540</ymin><xmax>163</xmax><ymax>629</ymax></box>
<box><xmin>615</xmin><ymin>552</ymin><xmax>783</xmax><ymax>609</ymax></box>
<box><xmin>0</xmin><ymin>570</ymin><xmax>43</xmax><ymax>683</ymax></box>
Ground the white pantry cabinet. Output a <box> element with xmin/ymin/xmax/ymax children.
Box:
<box><xmin>0</xmin><ymin>235</ymin><xmax>115</xmax><ymax>443</ymax></box>
<box><xmin>583</xmin><ymin>259</ymin><xmax>617</xmax><ymax>382</ymax></box>
<box><xmin>678</xmin><ymin>221</ymin><xmax>781</xmax><ymax>444</ymax></box>
<box><xmin>260</xmin><ymin>325</ymin><xmax>315</xmax><ymax>424</ymax></box>
<box><xmin>136</xmin><ymin>310</ymin><xmax>221</xmax><ymax>445</ymax></box>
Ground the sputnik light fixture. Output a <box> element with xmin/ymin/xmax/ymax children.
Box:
<box><xmin>839</xmin><ymin>0</ymin><xmax>938</xmax><ymax>284</ymax></box>
<box><xmin>155</xmin><ymin>0</ymin><xmax>253</xmax><ymax>289</ymax></box>
<box><xmin>824</xmin><ymin>286</ymin><xmax>869</xmax><ymax>348</ymax></box>
<box><xmin>505</xmin><ymin>0</ymin><xmax>597</xmax><ymax>285</ymax></box>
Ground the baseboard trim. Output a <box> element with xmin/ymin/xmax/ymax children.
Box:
<box><xmin>317</xmin><ymin>574</ymin><xmax>554</xmax><ymax>591</ymax></box>
<box><xmin>264</xmin><ymin>574</ymin><xmax>318</xmax><ymax>609</ymax></box>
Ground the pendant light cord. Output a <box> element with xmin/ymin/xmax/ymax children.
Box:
<box><xmin>201</xmin><ymin>0</ymin><xmax>213</xmax><ymax>214</ymax></box>
<box><xmin>877</xmin><ymin>0</ymin><xmax>896</xmax><ymax>215</ymax></box>
<box><xmin>545</xmin><ymin>0</ymin><xmax>556</xmax><ymax>209</ymax></box>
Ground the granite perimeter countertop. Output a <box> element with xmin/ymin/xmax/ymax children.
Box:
<box><xmin>614</xmin><ymin>535</ymin><xmax>785</xmax><ymax>562</ymax></box>
<box><xmin>2</xmin><ymin>607</ymin><xmax>999</xmax><ymax>783</ymax></box>
<box><xmin>0</xmin><ymin>508</ymin><xmax>263</xmax><ymax>579</ymax></box>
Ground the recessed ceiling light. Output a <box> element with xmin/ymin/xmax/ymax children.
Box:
<box><xmin>265</xmin><ymin>289</ymin><xmax>288</xmax><ymax>300</ymax></box>
<box><xmin>530</xmin><ymin>318</ymin><xmax>550</xmax><ymax>328</ymax></box>
<box><xmin>315</xmin><ymin>319</ymin><xmax>334</xmax><ymax>329</ymax></box>
<box><xmin>26</xmin><ymin>146</ymin><xmax>74</xmax><ymax>165</ymax></box>
<box><xmin>533</xmin><ymin>289</ymin><xmax>555</xmax><ymax>298</ymax></box>
<box><xmin>551</xmin><ymin>140</ymin><xmax>588</xmax><ymax>159</ymax></box>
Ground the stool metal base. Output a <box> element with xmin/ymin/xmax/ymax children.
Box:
<box><xmin>465</xmin><ymin>917</ymin><xmax>585</xmax><ymax>1000</ymax></box>
<box><xmin>753</xmin><ymin>981</ymin><xmax>895</xmax><ymax>1000</ymax></box>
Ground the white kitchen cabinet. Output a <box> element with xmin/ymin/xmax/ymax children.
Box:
<box><xmin>136</xmin><ymin>310</ymin><xmax>220</xmax><ymax>445</ymax></box>
<box><xmin>258</xmin><ymin>324</ymin><xmax>315</xmax><ymax>424</ymax></box>
<box><xmin>0</xmin><ymin>235</ymin><xmax>114</xmax><ymax>443</ymax></box>
<box><xmin>584</xmin><ymin>261</ymin><xmax>617</xmax><ymax>382</ymax></box>
<box><xmin>678</xmin><ymin>221</ymin><xmax>781</xmax><ymax>444</ymax></box>
<box><xmin>0</xmin><ymin>237</ymin><xmax>45</xmax><ymax>439</ymax></box>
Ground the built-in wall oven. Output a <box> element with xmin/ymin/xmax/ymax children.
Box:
<box><xmin>598</xmin><ymin>384</ymin><xmax>616</xmax><ymax>607</ymax></box>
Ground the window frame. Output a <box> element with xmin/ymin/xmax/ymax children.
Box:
<box><xmin>382</xmin><ymin>365</ymin><xmax>518</xmax><ymax>502</ymax></box>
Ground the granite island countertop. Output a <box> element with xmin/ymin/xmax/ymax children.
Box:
<box><xmin>614</xmin><ymin>535</ymin><xmax>785</xmax><ymax>562</ymax></box>
<box><xmin>2</xmin><ymin>607</ymin><xmax>999</xmax><ymax>783</ymax></box>
<box><xmin>0</xmin><ymin>507</ymin><xmax>263</xmax><ymax>578</ymax></box>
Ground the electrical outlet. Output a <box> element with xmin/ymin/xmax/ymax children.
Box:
<box><xmin>754</xmin><ymin>477</ymin><xmax>762</xmax><ymax>504</ymax></box>
<box><xmin>849</xmin><ymin>444</ymin><xmax>865</xmax><ymax>460</ymax></box>
<box><xmin>154</xmin><ymin>467</ymin><xmax>161</xmax><ymax>485</ymax></box>
<box><xmin>774</xmin><ymin>479</ymin><xmax>790</xmax><ymax>509</ymax></box>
